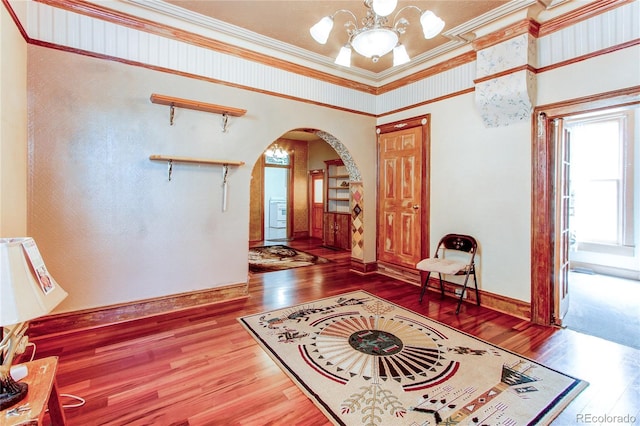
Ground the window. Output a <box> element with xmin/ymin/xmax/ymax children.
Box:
<box><xmin>566</xmin><ymin>108</ymin><xmax>636</xmax><ymax>255</ymax></box>
<box><xmin>313</xmin><ymin>178</ymin><xmax>324</xmax><ymax>203</ymax></box>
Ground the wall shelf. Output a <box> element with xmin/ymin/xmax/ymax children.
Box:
<box><xmin>149</xmin><ymin>155</ymin><xmax>244</xmax><ymax>211</ymax></box>
<box><xmin>150</xmin><ymin>93</ymin><xmax>246</xmax><ymax>130</ymax></box>
<box><xmin>149</xmin><ymin>154</ymin><xmax>245</xmax><ymax>167</ymax></box>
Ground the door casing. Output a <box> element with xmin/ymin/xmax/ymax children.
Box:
<box><xmin>531</xmin><ymin>87</ymin><xmax>639</xmax><ymax>325</ymax></box>
<box><xmin>376</xmin><ymin>116</ymin><xmax>431</xmax><ymax>270</ymax></box>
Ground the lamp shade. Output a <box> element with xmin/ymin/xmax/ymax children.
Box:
<box><xmin>393</xmin><ymin>44</ymin><xmax>410</xmax><ymax>66</ymax></box>
<box><xmin>372</xmin><ymin>0</ymin><xmax>398</xmax><ymax>17</ymax></box>
<box><xmin>310</xmin><ymin>16</ymin><xmax>334</xmax><ymax>44</ymax></box>
<box><xmin>420</xmin><ymin>11</ymin><xmax>445</xmax><ymax>39</ymax></box>
<box><xmin>351</xmin><ymin>28</ymin><xmax>398</xmax><ymax>60</ymax></box>
<box><xmin>0</xmin><ymin>238</ymin><xmax>67</xmax><ymax>326</ymax></box>
<box><xmin>334</xmin><ymin>45</ymin><xmax>352</xmax><ymax>67</ymax></box>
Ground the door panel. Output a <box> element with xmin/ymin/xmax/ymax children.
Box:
<box><xmin>312</xmin><ymin>205</ymin><xmax>324</xmax><ymax>238</ymax></box>
<box><xmin>377</xmin><ymin>126</ymin><xmax>423</xmax><ymax>268</ymax></box>
<box><xmin>400</xmin><ymin>212</ymin><xmax>418</xmax><ymax>257</ymax></box>
<box><xmin>401</xmin><ymin>157</ymin><xmax>415</xmax><ymax>199</ymax></box>
<box><xmin>382</xmin><ymin>211</ymin><xmax>395</xmax><ymax>252</ymax></box>
<box><xmin>335</xmin><ymin>214</ymin><xmax>350</xmax><ymax>250</ymax></box>
<box><xmin>323</xmin><ymin>213</ymin><xmax>333</xmax><ymax>247</ymax></box>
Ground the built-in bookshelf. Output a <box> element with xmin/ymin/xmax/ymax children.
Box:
<box><xmin>325</xmin><ymin>159</ymin><xmax>350</xmax><ymax>214</ymax></box>
<box><xmin>324</xmin><ymin>159</ymin><xmax>350</xmax><ymax>250</ymax></box>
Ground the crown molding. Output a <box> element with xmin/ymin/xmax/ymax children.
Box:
<box><xmin>538</xmin><ymin>0</ymin><xmax>634</xmax><ymax>36</ymax></box>
<box><xmin>23</xmin><ymin>0</ymin><xmax>636</xmax><ymax>96</ymax></box>
<box><xmin>111</xmin><ymin>0</ymin><xmax>543</xmax><ymax>84</ymax></box>
<box><xmin>33</xmin><ymin>0</ymin><xmax>379</xmax><ymax>93</ymax></box>
<box><xmin>118</xmin><ymin>0</ymin><xmax>381</xmax><ymax>82</ymax></box>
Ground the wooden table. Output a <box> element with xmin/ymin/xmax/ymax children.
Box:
<box><xmin>1</xmin><ymin>356</ymin><xmax>66</xmax><ymax>426</ymax></box>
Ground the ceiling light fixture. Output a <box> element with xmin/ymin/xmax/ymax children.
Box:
<box><xmin>265</xmin><ymin>143</ymin><xmax>288</xmax><ymax>160</ymax></box>
<box><xmin>310</xmin><ymin>0</ymin><xmax>445</xmax><ymax>68</ymax></box>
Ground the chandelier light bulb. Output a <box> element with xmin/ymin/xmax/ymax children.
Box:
<box><xmin>420</xmin><ymin>11</ymin><xmax>445</xmax><ymax>39</ymax></box>
<box><xmin>372</xmin><ymin>0</ymin><xmax>398</xmax><ymax>17</ymax></box>
<box><xmin>310</xmin><ymin>16</ymin><xmax>334</xmax><ymax>44</ymax></box>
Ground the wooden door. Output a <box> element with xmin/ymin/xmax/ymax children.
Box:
<box><xmin>310</xmin><ymin>171</ymin><xmax>324</xmax><ymax>239</ymax></box>
<box><xmin>553</xmin><ymin>119</ymin><xmax>571</xmax><ymax>325</ymax></box>
<box><xmin>377</xmin><ymin>125</ymin><xmax>425</xmax><ymax>268</ymax></box>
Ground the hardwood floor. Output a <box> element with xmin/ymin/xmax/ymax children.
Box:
<box><xmin>25</xmin><ymin>239</ymin><xmax>639</xmax><ymax>425</ymax></box>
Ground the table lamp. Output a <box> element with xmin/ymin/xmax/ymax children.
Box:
<box><xmin>0</xmin><ymin>237</ymin><xmax>68</xmax><ymax>410</ymax></box>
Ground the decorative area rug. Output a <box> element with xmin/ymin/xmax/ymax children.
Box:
<box><xmin>248</xmin><ymin>245</ymin><xmax>330</xmax><ymax>273</ymax></box>
<box><xmin>239</xmin><ymin>291</ymin><xmax>588</xmax><ymax>425</ymax></box>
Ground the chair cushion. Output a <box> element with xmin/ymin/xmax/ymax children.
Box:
<box><xmin>416</xmin><ymin>258</ymin><xmax>467</xmax><ymax>274</ymax></box>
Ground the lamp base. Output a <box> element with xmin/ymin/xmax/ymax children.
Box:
<box><xmin>0</xmin><ymin>376</ymin><xmax>28</xmax><ymax>410</ymax></box>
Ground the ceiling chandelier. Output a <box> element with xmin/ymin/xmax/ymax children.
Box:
<box><xmin>310</xmin><ymin>0</ymin><xmax>445</xmax><ymax>68</ymax></box>
<box><xmin>265</xmin><ymin>143</ymin><xmax>288</xmax><ymax>159</ymax></box>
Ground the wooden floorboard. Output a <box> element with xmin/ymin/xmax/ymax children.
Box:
<box><xmin>24</xmin><ymin>239</ymin><xmax>639</xmax><ymax>425</ymax></box>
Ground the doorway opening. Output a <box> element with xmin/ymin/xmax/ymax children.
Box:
<box><xmin>249</xmin><ymin>129</ymin><xmax>362</xmax><ymax>259</ymax></box>
<box><xmin>262</xmin><ymin>142</ymin><xmax>292</xmax><ymax>242</ymax></box>
<box><xmin>561</xmin><ymin>107</ymin><xmax>640</xmax><ymax>349</ymax></box>
<box><xmin>566</xmin><ymin>109</ymin><xmax>638</xmax><ymax>276</ymax></box>
<box><xmin>532</xmin><ymin>91</ymin><xmax>639</xmax><ymax>350</ymax></box>
<box><xmin>309</xmin><ymin>170</ymin><xmax>324</xmax><ymax>240</ymax></box>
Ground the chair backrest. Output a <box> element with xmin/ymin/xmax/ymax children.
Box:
<box><xmin>436</xmin><ymin>234</ymin><xmax>478</xmax><ymax>263</ymax></box>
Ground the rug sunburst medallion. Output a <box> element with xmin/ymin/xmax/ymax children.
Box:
<box><xmin>239</xmin><ymin>291</ymin><xmax>587</xmax><ymax>425</ymax></box>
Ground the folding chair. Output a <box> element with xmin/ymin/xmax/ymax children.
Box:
<box><xmin>417</xmin><ymin>233</ymin><xmax>479</xmax><ymax>314</ymax></box>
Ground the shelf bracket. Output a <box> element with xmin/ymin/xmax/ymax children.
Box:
<box><xmin>150</xmin><ymin>156</ymin><xmax>244</xmax><ymax>210</ymax></box>
<box><xmin>222</xmin><ymin>164</ymin><xmax>229</xmax><ymax>211</ymax></box>
<box><xmin>221</xmin><ymin>113</ymin><xmax>229</xmax><ymax>132</ymax></box>
<box><xmin>169</xmin><ymin>104</ymin><xmax>175</xmax><ymax>126</ymax></box>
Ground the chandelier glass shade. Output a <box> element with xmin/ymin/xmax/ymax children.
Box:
<box><xmin>310</xmin><ymin>0</ymin><xmax>445</xmax><ymax>68</ymax></box>
<box><xmin>372</xmin><ymin>0</ymin><xmax>398</xmax><ymax>17</ymax></box>
<box><xmin>392</xmin><ymin>44</ymin><xmax>410</xmax><ymax>66</ymax></box>
<box><xmin>309</xmin><ymin>16</ymin><xmax>334</xmax><ymax>45</ymax></box>
<box><xmin>351</xmin><ymin>28</ymin><xmax>398</xmax><ymax>61</ymax></box>
<box><xmin>420</xmin><ymin>10</ymin><xmax>446</xmax><ymax>39</ymax></box>
<box><xmin>335</xmin><ymin>45</ymin><xmax>352</xmax><ymax>67</ymax></box>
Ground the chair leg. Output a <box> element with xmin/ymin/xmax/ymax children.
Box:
<box><xmin>419</xmin><ymin>272</ymin><xmax>431</xmax><ymax>303</ymax></box>
<box><xmin>455</xmin><ymin>271</ymin><xmax>472</xmax><ymax>315</ymax></box>
<box><xmin>438</xmin><ymin>273</ymin><xmax>445</xmax><ymax>299</ymax></box>
<box><xmin>472</xmin><ymin>269</ymin><xmax>480</xmax><ymax>306</ymax></box>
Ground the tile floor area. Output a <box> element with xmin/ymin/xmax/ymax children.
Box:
<box><xmin>563</xmin><ymin>271</ymin><xmax>640</xmax><ymax>349</ymax></box>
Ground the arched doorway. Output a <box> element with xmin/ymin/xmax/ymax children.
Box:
<box><xmin>248</xmin><ymin>129</ymin><xmax>364</xmax><ymax>262</ymax></box>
